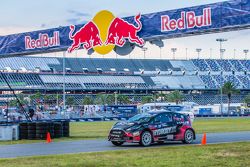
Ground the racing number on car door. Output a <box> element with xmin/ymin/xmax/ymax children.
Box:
<box><xmin>151</xmin><ymin>113</ymin><xmax>176</xmax><ymax>138</ymax></box>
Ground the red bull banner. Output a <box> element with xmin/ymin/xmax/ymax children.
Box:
<box><xmin>25</xmin><ymin>31</ymin><xmax>60</xmax><ymax>50</ymax></box>
<box><xmin>0</xmin><ymin>0</ymin><xmax>249</xmax><ymax>56</ymax></box>
<box><xmin>161</xmin><ymin>8</ymin><xmax>212</xmax><ymax>32</ymax></box>
<box><xmin>67</xmin><ymin>11</ymin><xmax>144</xmax><ymax>55</ymax></box>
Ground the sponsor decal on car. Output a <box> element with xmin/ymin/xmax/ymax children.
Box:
<box><xmin>153</xmin><ymin>126</ymin><xmax>176</xmax><ymax>136</ymax></box>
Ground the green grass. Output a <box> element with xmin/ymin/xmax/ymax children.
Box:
<box><xmin>193</xmin><ymin>118</ymin><xmax>250</xmax><ymax>134</ymax></box>
<box><xmin>0</xmin><ymin>142</ymin><xmax>249</xmax><ymax>167</ymax></box>
<box><xmin>0</xmin><ymin>118</ymin><xmax>250</xmax><ymax>145</ymax></box>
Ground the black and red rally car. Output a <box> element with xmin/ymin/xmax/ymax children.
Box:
<box><xmin>108</xmin><ymin>111</ymin><xmax>195</xmax><ymax>146</ymax></box>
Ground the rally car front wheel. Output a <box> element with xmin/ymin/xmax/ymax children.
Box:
<box><xmin>140</xmin><ymin>131</ymin><xmax>152</xmax><ymax>147</ymax></box>
<box><xmin>111</xmin><ymin>141</ymin><xmax>124</xmax><ymax>146</ymax></box>
<box><xmin>183</xmin><ymin>129</ymin><xmax>194</xmax><ymax>144</ymax></box>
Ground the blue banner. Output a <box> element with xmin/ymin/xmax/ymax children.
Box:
<box><xmin>0</xmin><ymin>0</ymin><xmax>249</xmax><ymax>56</ymax></box>
<box><xmin>106</xmin><ymin>105</ymin><xmax>138</xmax><ymax>117</ymax></box>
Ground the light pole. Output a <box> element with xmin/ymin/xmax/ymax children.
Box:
<box><xmin>220</xmin><ymin>68</ymin><xmax>223</xmax><ymax>116</ymax></box>
<box><xmin>233</xmin><ymin>49</ymin><xmax>236</xmax><ymax>59</ymax></box>
<box><xmin>114</xmin><ymin>92</ymin><xmax>117</xmax><ymax>105</ymax></box>
<box><xmin>63</xmin><ymin>51</ymin><xmax>66</xmax><ymax>115</ymax></box>
<box><xmin>220</xmin><ymin>49</ymin><xmax>226</xmax><ymax>59</ymax></box>
<box><xmin>210</xmin><ymin>48</ymin><xmax>212</xmax><ymax>59</ymax></box>
<box><xmin>196</xmin><ymin>48</ymin><xmax>202</xmax><ymax>59</ymax></box>
<box><xmin>185</xmin><ymin>48</ymin><xmax>188</xmax><ymax>60</ymax></box>
<box><xmin>171</xmin><ymin>48</ymin><xmax>177</xmax><ymax>60</ymax></box>
<box><xmin>159</xmin><ymin>47</ymin><xmax>162</xmax><ymax>59</ymax></box>
<box><xmin>243</xmin><ymin>49</ymin><xmax>249</xmax><ymax>60</ymax></box>
<box><xmin>216</xmin><ymin>38</ymin><xmax>227</xmax><ymax>59</ymax></box>
<box><xmin>142</xmin><ymin>47</ymin><xmax>148</xmax><ymax>59</ymax></box>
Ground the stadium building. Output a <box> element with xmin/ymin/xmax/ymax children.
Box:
<box><xmin>0</xmin><ymin>56</ymin><xmax>249</xmax><ymax>105</ymax></box>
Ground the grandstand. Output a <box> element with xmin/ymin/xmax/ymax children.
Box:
<box><xmin>0</xmin><ymin>56</ymin><xmax>249</xmax><ymax>104</ymax></box>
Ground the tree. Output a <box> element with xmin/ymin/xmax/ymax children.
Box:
<box><xmin>106</xmin><ymin>94</ymin><xmax>115</xmax><ymax>105</ymax></box>
<box><xmin>244</xmin><ymin>94</ymin><xmax>250</xmax><ymax>104</ymax></box>
<box><xmin>95</xmin><ymin>94</ymin><xmax>131</xmax><ymax>105</ymax></box>
<box><xmin>166</xmin><ymin>90</ymin><xmax>184</xmax><ymax>104</ymax></box>
<box><xmin>82</xmin><ymin>96</ymin><xmax>94</xmax><ymax>105</ymax></box>
<box><xmin>141</xmin><ymin>96</ymin><xmax>154</xmax><ymax>104</ymax></box>
<box><xmin>9</xmin><ymin>99</ymin><xmax>19</xmax><ymax>107</ymax></box>
<box><xmin>155</xmin><ymin>92</ymin><xmax>167</xmax><ymax>102</ymax></box>
<box><xmin>9</xmin><ymin>95</ymin><xmax>29</xmax><ymax>107</ymax></box>
<box><xmin>222</xmin><ymin>82</ymin><xmax>239</xmax><ymax>115</ymax></box>
<box><xmin>66</xmin><ymin>96</ymin><xmax>75</xmax><ymax>106</ymax></box>
<box><xmin>43</xmin><ymin>94</ymin><xmax>56</xmax><ymax>105</ymax></box>
<box><xmin>30</xmin><ymin>92</ymin><xmax>43</xmax><ymax>105</ymax></box>
<box><xmin>95</xmin><ymin>94</ymin><xmax>108</xmax><ymax>105</ymax></box>
<box><xmin>117</xmin><ymin>95</ymin><xmax>130</xmax><ymax>105</ymax></box>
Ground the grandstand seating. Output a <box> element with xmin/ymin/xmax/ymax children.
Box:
<box><xmin>49</xmin><ymin>57</ymin><xmax>175</xmax><ymax>72</ymax></box>
<box><xmin>237</xmin><ymin>75</ymin><xmax>250</xmax><ymax>89</ymax></box>
<box><xmin>224</xmin><ymin>75</ymin><xmax>241</xmax><ymax>88</ymax></box>
<box><xmin>216</xmin><ymin>60</ymin><xmax>233</xmax><ymax>72</ymax></box>
<box><xmin>199</xmin><ymin>75</ymin><xmax>217</xmax><ymax>89</ymax></box>
<box><xmin>206</xmin><ymin>59</ymin><xmax>220</xmax><ymax>71</ymax></box>
<box><xmin>170</xmin><ymin>60</ymin><xmax>196</xmax><ymax>71</ymax></box>
<box><xmin>230</xmin><ymin>60</ymin><xmax>245</xmax><ymax>71</ymax></box>
<box><xmin>212</xmin><ymin>75</ymin><xmax>226</xmax><ymax>87</ymax></box>
<box><xmin>0</xmin><ymin>57</ymin><xmax>248</xmax><ymax>91</ymax></box>
<box><xmin>0</xmin><ymin>57</ymin><xmax>60</xmax><ymax>71</ymax></box>
<box><xmin>240</xmin><ymin>60</ymin><xmax>250</xmax><ymax>70</ymax></box>
<box><xmin>191</xmin><ymin>59</ymin><xmax>209</xmax><ymax>71</ymax></box>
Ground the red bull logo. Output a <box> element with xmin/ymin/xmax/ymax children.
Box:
<box><xmin>161</xmin><ymin>8</ymin><xmax>212</xmax><ymax>32</ymax></box>
<box><xmin>68</xmin><ymin>10</ymin><xmax>144</xmax><ymax>55</ymax></box>
<box><xmin>68</xmin><ymin>21</ymin><xmax>102</xmax><ymax>53</ymax></box>
<box><xmin>25</xmin><ymin>31</ymin><xmax>60</xmax><ymax>50</ymax></box>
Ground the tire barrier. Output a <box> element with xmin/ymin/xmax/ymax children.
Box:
<box><xmin>62</xmin><ymin>121</ymin><xmax>70</xmax><ymax>137</ymax></box>
<box><xmin>18</xmin><ymin>121</ymin><xmax>70</xmax><ymax>140</ymax></box>
<box><xmin>54</xmin><ymin>122</ymin><xmax>63</xmax><ymax>138</ymax></box>
<box><xmin>27</xmin><ymin>122</ymin><xmax>36</xmax><ymax>139</ymax></box>
<box><xmin>19</xmin><ymin>122</ymin><xmax>28</xmax><ymax>139</ymax></box>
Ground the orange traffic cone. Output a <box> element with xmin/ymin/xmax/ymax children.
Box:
<box><xmin>46</xmin><ymin>132</ymin><xmax>52</xmax><ymax>143</ymax></box>
<box><xmin>201</xmin><ymin>133</ymin><xmax>206</xmax><ymax>145</ymax></box>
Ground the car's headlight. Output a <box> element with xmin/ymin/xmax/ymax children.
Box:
<box><xmin>126</xmin><ymin>128</ymin><xmax>132</xmax><ymax>131</ymax></box>
<box><xmin>126</xmin><ymin>126</ymin><xmax>140</xmax><ymax>132</ymax></box>
<box><xmin>132</xmin><ymin>131</ymin><xmax>140</xmax><ymax>136</ymax></box>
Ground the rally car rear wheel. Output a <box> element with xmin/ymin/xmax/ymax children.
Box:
<box><xmin>140</xmin><ymin>131</ymin><xmax>152</xmax><ymax>146</ymax></box>
<box><xmin>111</xmin><ymin>141</ymin><xmax>124</xmax><ymax>146</ymax></box>
<box><xmin>183</xmin><ymin>129</ymin><xmax>194</xmax><ymax>144</ymax></box>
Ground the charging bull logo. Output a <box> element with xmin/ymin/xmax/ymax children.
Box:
<box><xmin>68</xmin><ymin>21</ymin><xmax>102</xmax><ymax>53</ymax></box>
<box><xmin>68</xmin><ymin>10</ymin><xmax>144</xmax><ymax>55</ymax></box>
<box><xmin>105</xmin><ymin>14</ymin><xmax>144</xmax><ymax>47</ymax></box>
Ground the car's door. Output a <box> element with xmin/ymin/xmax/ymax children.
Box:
<box><xmin>150</xmin><ymin>113</ymin><xmax>176</xmax><ymax>140</ymax></box>
<box><xmin>172</xmin><ymin>112</ymin><xmax>188</xmax><ymax>134</ymax></box>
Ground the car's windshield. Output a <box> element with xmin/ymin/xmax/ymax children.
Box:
<box><xmin>128</xmin><ymin>113</ymin><xmax>152</xmax><ymax>123</ymax></box>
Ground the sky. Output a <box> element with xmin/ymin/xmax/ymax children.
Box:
<box><xmin>0</xmin><ymin>0</ymin><xmax>249</xmax><ymax>59</ymax></box>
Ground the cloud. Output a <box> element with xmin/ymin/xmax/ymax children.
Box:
<box><xmin>0</xmin><ymin>26</ymin><xmax>38</xmax><ymax>35</ymax></box>
<box><xmin>66</xmin><ymin>9</ymin><xmax>90</xmax><ymax>25</ymax></box>
<box><xmin>117</xmin><ymin>12</ymin><xmax>134</xmax><ymax>18</ymax></box>
<box><xmin>66</xmin><ymin>18</ymin><xmax>80</xmax><ymax>25</ymax></box>
<box><xmin>41</xmin><ymin>24</ymin><xmax>46</xmax><ymax>28</ymax></box>
<box><xmin>67</xmin><ymin>10</ymin><xmax>90</xmax><ymax>17</ymax></box>
<box><xmin>66</xmin><ymin>18</ymin><xmax>88</xmax><ymax>25</ymax></box>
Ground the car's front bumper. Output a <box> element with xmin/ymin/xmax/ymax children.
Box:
<box><xmin>108</xmin><ymin>129</ymin><xmax>141</xmax><ymax>143</ymax></box>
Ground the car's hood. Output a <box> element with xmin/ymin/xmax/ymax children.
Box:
<box><xmin>112</xmin><ymin>121</ymin><xmax>138</xmax><ymax>130</ymax></box>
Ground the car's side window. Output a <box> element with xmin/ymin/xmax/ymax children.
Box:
<box><xmin>152</xmin><ymin>115</ymin><xmax>161</xmax><ymax>124</ymax></box>
<box><xmin>162</xmin><ymin>113</ymin><xmax>172</xmax><ymax>123</ymax></box>
<box><xmin>152</xmin><ymin>113</ymin><xmax>172</xmax><ymax>124</ymax></box>
<box><xmin>173</xmin><ymin>113</ymin><xmax>185</xmax><ymax>124</ymax></box>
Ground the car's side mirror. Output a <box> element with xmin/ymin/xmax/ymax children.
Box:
<box><xmin>155</xmin><ymin>120</ymin><xmax>161</xmax><ymax>124</ymax></box>
<box><xmin>176</xmin><ymin>121</ymin><xmax>184</xmax><ymax>126</ymax></box>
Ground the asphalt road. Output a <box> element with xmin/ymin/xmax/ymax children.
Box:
<box><xmin>0</xmin><ymin>131</ymin><xmax>250</xmax><ymax>158</ymax></box>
